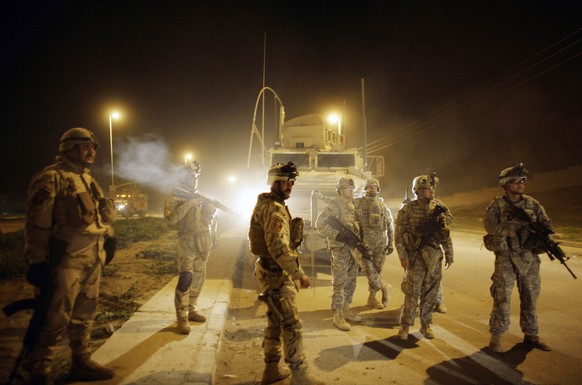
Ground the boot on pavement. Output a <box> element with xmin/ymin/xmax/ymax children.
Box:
<box><xmin>381</xmin><ymin>283</ymin><xmax>391</xmax><ymax>307</ymax></box>
<box><xmin>523</xmin><ymin>335</ymin><xmax>551</xmax><ymax>351</ymax></box>
<box><xmin>367</xmin><ymin>290</ymin><xmax>383</xmax><ymax>309</ymax></box>
<box><xmin>488</xmin><ymin>333</ymin><xmax>504</xmax><ymax>353</ymax></box>
<box><xmin>397</xmin><ymin>326</ymin><xmax>409</xmax><ymax>340</ymax></box>
<box><xmin>261</xmin><ymin>362</ymin><xmax>291</xmax><ymax>385</ymax></box>
<box><xmin>290</xmin><ymin>368</ymin><xmax>325</xmax><ymax>385</ymax></box>
<box><xmin>420</xmin><ymin>324</ymin><xmax>435</xmax><ymax>339</ymax></box>
<box><xmin>176</xmin><ymin>312</ymin><xmax>191</xmax><ymax>334</ymax></box>
<box><xmin>342</xmin><ymin>305</ymin><xmax>362</xmax><ymax>323</ymax></box>
<box><xmin>434</xmin><ymin>301</ymin><xmax>447</xmax><ymax>314</ymax></box>
<box><xmin>69</xmin><ymin>353</ymin><xmax>115</xmax><ymax>381</ymax></box>
<box><xmin>22</xmin><ymin>357</ymin><xmax>53</xmax><ymax>385</ymax></box>
<box><xmin>332</xmin><ymin>309</ymin><xmax>350</xmax><ymax>331</ymax></box>
<box><xmin>188</xmin><ymin>310</ymin><xmax>207</xmax><ymax>322</ymax></box>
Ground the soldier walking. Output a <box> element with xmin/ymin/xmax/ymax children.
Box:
<box><xmin>354</xmin><ymin>178</ymin><xmax>394</xmax><ymax>309</ymax></box>
<box><xmin>249</xmin><ymin>162</ymin><xmax>324</xmax><ymax>385</ymax></box>
<box><xmin>484</xmin><ymin>163</ymin><xmax>552</xmax><ymax>353</ymax></box>
<box><xmin>164</xmin><ymin>161</ymin><xmax>216</xmax><ymax>334</ymax></box>
<box><xmin>395</xmin><ymin>173</ymin><xmax>453</xmax><ymax>340</ymax></box>
<box><xmin>22</xmin><ymin>128</ymin><xmax>117</xmax><ymax>384</ymax></box>
<box><xmin>316</xmin><ymin>177</ymin><xmax>363</xmax><ymax>331</ymax></box>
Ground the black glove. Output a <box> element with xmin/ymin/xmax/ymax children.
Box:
<box><xmin>26</xmin><ymin>263</ymin><xmax>48</xmax><ymax>287</ymax></box>
<box><xmin>335</xmin><ymin>232</ymin><xmax>347</xmax><ymax>243</ymax></box>
<box><xmin>104</xmin><ymin>237</ymin><xmax>117</xmax><ymax>265</ymax></box>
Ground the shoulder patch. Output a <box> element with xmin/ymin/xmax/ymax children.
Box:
<box><xmin>270</xmin><ymin>218</ymin><xmax>284</xmax><ymax>232</ymax></box>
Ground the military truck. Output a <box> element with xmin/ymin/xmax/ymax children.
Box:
<box><xmin>250</xmin><ymin>113</ymin><xmax>384</xmax><ymax>254</ymax></box>
<box><xmin>112</xmin><ymin>182</ymin><xmax>148</xmax><ymax>218</ymax></box>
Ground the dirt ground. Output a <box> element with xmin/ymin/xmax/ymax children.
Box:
<box><xmin>0</xmin><ymin>234</ymin><xmax>177</xmax><ymax>384</ymax></box>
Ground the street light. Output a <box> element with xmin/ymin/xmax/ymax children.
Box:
<box><xmin>109</xmin><ymin>112</ymin><xmax>120</xmax><ymax>188</ymax></box>
<box><xmin>327</xmin><ymin>113</ymin><xmax>341</xmax><ymax>136</ymax></box>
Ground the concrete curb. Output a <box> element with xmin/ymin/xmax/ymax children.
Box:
<box><xmin>80</xmin><ymin>278</ymin><xmax>232</xmax><ymax>385</ymax></box>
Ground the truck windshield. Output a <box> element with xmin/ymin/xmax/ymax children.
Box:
<box><xmin>271</xmin><ymin>153</ymin><xmax>310</xmax><ymax>168</ymax></box>
<box><xmin>317</xmin><ymin>153</ymin><xmax>355</xmax><ymax>168</ymax></box>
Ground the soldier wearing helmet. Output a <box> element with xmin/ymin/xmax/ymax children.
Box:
<box><xmin>484</xmin><ymin>163</ymin><xmax>553</xmax><ymax>353</ymax></box>
<box><xmin>395</xmin><ymin>172</ymin><xmax>453</xmax><ymax>341</ymax></box>
<box><xmin>315</xmin><ymin>175</ymin><xmax>363</xmax><ymax>331</ymax></box>
<box><xmin>354</xmin><ymin>178</ymin><xmax>394</xmax><ymax>309</ymax></box>
<box><xmin>22</xmin><ymin>128</ymin><xmax>117</xmax><ymax>383</ymax></box>
<box><xmin>249</xmin><ymin>162</ymin><xmax>324</xmax><ymax>385</ymax></box>
<box><xmin>163</xmin><ymin>160</ymin><xmax>216</xmax><ymax>334</ymax></box>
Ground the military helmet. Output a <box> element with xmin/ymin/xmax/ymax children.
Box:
<box><xmin>412</xmin><ymin>172</ymin><xmax>439</xmax><ymax>195</ymax></box>
<box><xmin>58</xmin><ymin>127</ymin><xmax>99</xmax><ymax>153</ymax></box>
<box><xmin>267</xmin><ymin>162</ymin><xmax>299</xmax><ymax>185</ymax></box>
<box><xmin>364</xmin><ymin>178</ymin><xmax>380</xmax><ymax>192</ymax></box>
<box><xmin>498</xmin><ymin>163</ymin><xmax>528</xmax><ymax>186</ymax></box>
<box><xmin>177</xmin><ymin>160</ymin><xmax>201</xmax><ymax>178</ymax></box>
<box><xmin>336</xmin><ymin>177</ymin><xmax>355</xmax><ymax>193</ymax></box>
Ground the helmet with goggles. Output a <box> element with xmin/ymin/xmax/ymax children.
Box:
<box><xmin>267</xmin><ymin>162</ymin><xmax>299</xmax><ymax>185</ymax></box>
<box><xmin>498</xmin><ymin>163</ymin><xmax>528</xmax><ymax>186</ymax></box>
<box><xmin>412</xmin><ymin>172</ymin><xmax>438</xmax><ymax>196</ymax></box>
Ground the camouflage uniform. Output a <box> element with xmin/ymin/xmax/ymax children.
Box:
<box><xmin>396</xmin><ymin>198</ymin><xmax>453</xmax><ymax>330</ymax></box>
<box><xmin>164</xmin><ymin>194</ymin><xmax>216</xmax><ymax>321</ymax></box>
<box><xmin>484</xmin><ymin>194</ymin><xmax>551</xmax><ymax>336</ymax></box>
<box><xmin>249</xmin><ymin>192</ymin><xmax>307</xmax><ymax>373</ymax></box>
<box><xmin>355</xmin><ymin>195</ymin><xmax>394</xmax><ymax>294</ymax></box>
<box><xmin>316</xmin><ymin>198</ymin><xmax>361</xmax><ymax>311</ymax></box>
<box><xmin>23</xmin><ymin>129</ymin><xmax>116</xmax><ymax>382</ymax></box>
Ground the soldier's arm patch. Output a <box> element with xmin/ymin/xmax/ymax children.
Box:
<box><xmin>270</xmin><ymin>218</ymin><xmax>284</xmax><ymax>232</ymax></box>
<box><xmin>31</xmin><ymin>183</ymin><xmax>54</xmax><ymax>206</ymax></box>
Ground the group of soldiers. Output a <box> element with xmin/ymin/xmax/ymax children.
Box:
<box><xmin>16</xmin><ymin>127</ymin><xmax>558</xmax><ymax>385</ymax></box>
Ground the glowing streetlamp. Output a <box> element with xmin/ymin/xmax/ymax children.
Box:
<box><xmin>109</xmin><ymin>112</ymin><xmax>120</xmax><ymax>187</ymax></box>
<box><xmin>327</xmin><ymin>113</ymin><xmax>341</xmax><ymax>136</ymax></box>
<box><xmin>184</xmin><ymin>153</ymin><xmax>193</xmax><ymax>164</ymax></box>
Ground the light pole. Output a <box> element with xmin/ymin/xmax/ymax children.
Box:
<box><xmin>109</xmin><ymin>112</ymin><xmax>120</xmax><ymax>188</ymax></box>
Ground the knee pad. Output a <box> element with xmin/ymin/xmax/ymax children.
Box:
<box><xmin>177</xmin><ymin>271</ymin><xmax>193</xmax><ymax>292</ymax></box>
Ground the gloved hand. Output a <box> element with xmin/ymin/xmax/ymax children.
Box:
<box><xmin>385</xmin><ymin>245</ymin><xmax>394</xmax><ymax>255</ymax></box>
<box><xmin>104</xmin><ymin>237</ymin><xmax>117</xmax><ymax>265</ymax></box>
<box><xmin>26</xmin><ymin>263</ymin><xmax>48</xmax><ymax>287</ymax></box>
<box><xmin>335</xmin><ymin>232</ymin><xmax>347</xmax><ymax>243</ymax></box>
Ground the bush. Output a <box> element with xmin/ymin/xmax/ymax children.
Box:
<box><xmin>0</xmin><ymin>218</ymin><xmax>170</xmax><ymax>281</ymax></box>
<box><xmin>0</xmin><ymin>230</ymin><xmax>26</xmax><ymax>279</ymax></box>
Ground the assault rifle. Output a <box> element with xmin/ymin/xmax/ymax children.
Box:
<box><xmin>174</xmin><ymin>187</ymin><xmax>238</xmax><ymax>216</ymax></box>
<box><xmin>3</xmin><ymin>237</ymin><xmax>67</xmax><ymax>384</ymax></box>
<box><xmin>503</xmin><ymin>196</ymin><xmax>577</xmax><ymax>279</ymax></box>
<box><xmin>408</xmin><ymin>204</ymin><xmax>448</xmax><ymax>266</ymax></box>
<box><xmin>326</xmin><ymin>216</ymin><xmax>380</xmax><ymax>272</ymax></box>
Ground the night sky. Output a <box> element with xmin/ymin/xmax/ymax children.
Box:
<box><xmin>1</xmin><ymin>0</ymin><xmax>581</xmax><ymax>210</ymax></box>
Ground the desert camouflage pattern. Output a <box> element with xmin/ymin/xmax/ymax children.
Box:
<box><xmin>249</xmin><ymin>192</ymin><xmax>307</xmax><ymax>371</ymax></box>
<box><xmin>355</xmin><ymin>195</ymin><xmax>394</xmax><ymax>291</ymax></box>
<box><xmin>395</xmin><ymin>198</ymin><xmax>453</xmax><ymax>328</ymax></box>
<box><xmin>164</xmin><ymin>195</ymin><xmax>216</xmax><ymax>314</ymax></box>
<box><xmin>24</xmin><ymin>155</ymin><xmax>115</xmax><ymax>362</ymax></box>
<box><xmin>316</xmin><ymin>198</ymin><xmax>361</xmax><ymax>310</ymax></box>
<box><xmin>484</xmin><ymin>194</ymin><xmax>552</xmax><ymax>335</ymax></box>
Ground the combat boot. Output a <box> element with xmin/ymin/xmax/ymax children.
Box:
<box><xmin>397</xmin><ymin>326</ymin><xmax>409</xmax><ymax>340</ymax></box>
<box><xmin>381</xmin><ymin>283</ymin><xmax>391</xmax><ymax>307</ymax></box>
<box><xmin>261</xmin><ymin>362</ymin><xmax>291</xmax><ymax>385</ymax></box>
<box><xmin>188</xmin><ymin>310</ymin><xmax>207</xmax><ymax>322</ymax></box>
<box><xmin>420</xmin><ymin>324</ymin><xmax>435</xmax><ymax>339</ymax></box>
<box><xmin>69</xmin><ymin>353</ymin><xmax>115</xmax><ymax>381</ymax></box>
<box><xmin>523</xmin><ymin>335</ymin><xmax>551</xmax><ymax>351</ymax></box>
<box><xmin>434</xmin><ymin>301</ymin><xmax>447</xmax><ymax>314</ymax></box>
<box><xmin>176</xmin><ymin>312</ymin><xmax>191</xmax><ymax>334</ymax></box>
<box><xmin>367</xmin><ymin>290</ymin><xmax>383</xmax><ymax>309</ymax></box>
<box><xmin>290</xmin><ymin>368</ymin><xmax>325</xmax><ymax>385</ymax></box>
<box><xmin>22</xmin><ymin>358</ymin><xmax>53</xmax><ymax>385</ymax></box>
<box><xmin>342</xmin><ymin>305</ymin><xmax>362</xmax><ymax>323</ymax></box>
<box><xmin>488</xmin><ymin>333</ymin><xmax>504</xmax><ymax>353</ymax></box>
<box><xmin>332</xmin><ymin>309</ymin><xmax>350</xmax><ymax>331</ymax></box>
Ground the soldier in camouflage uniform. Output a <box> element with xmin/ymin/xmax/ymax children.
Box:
<box><xmin>354</xmin><ymin>178</ymin><xmax>394</xmax><ymax>309</ymax></box>
<box><xmin>395</xmin><ymin>173</ymin><xmax>453</xmax><ymax>340</ymax></box>
<box><xmin>164</xmin><ymin>161</ymin><xmax>217</xmax><ymax>334</ymax></box>
<box><xmin>23</xmin><ymin>128</ymin><xmax>117</xmax><ymax>384</ymax></box>
<box><xmin>249</xmin><ymin>162</ymin><xmax>324</xmax><ymax>385</ymax></box>
<box><xmin>484</xmin><ymin>163</ymin><xmax>552</xmax><ymax>353</ymax></box>
<box><xmin>316</xmin><ymin>177</ymin><xmax>363</xmax><ymax>331</ymax></box>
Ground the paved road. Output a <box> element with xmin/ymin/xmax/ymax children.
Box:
<box><xmin>216</xmin><ymin>225</ymin><xmax>582</xmax><ymax>385</ymax></box>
